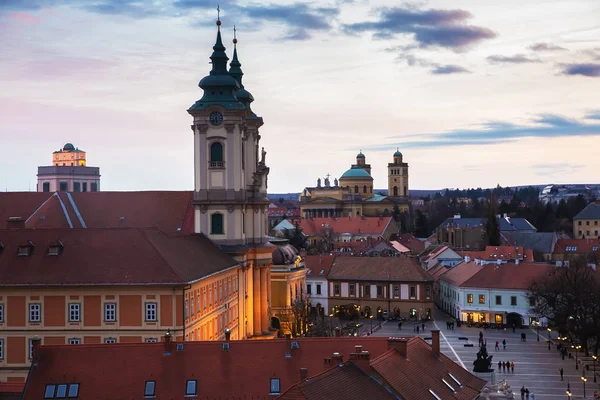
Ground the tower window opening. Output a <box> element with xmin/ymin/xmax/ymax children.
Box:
<box><xmin>211</xmin><ymin>213</ymin><xmax>224</xmax><ymax>235</ymax></box>
<box><xmin>363</xmin><ymin>185</ymin><xmax>367</xmax><ymax>194</ymax></box>
<box><xmin>354</xmin><ymin>185</ymin><xmax>359</xmax><ymax>194</ymax></box>
<box><xmin>393</xmin><ymin>186</ymin><xmax>398</xmax><ymax>197</ymax></box>
<box><xmin>210</xmin><ymin>142</ymin><xmax>225</xmax><ymax>168</ymax></box>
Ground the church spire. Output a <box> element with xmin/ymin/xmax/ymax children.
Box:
<box><xmin>209</xmin><ymin>5</ymin><xmax>228</xmax><ymax>76</ymax></box>
<box><xmin>228</xmin><ymin>26</ymin><xmax>254</xmax><ymax>108</ymax></box>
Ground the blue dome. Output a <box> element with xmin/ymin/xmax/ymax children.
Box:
<box><xmin>394</xmin><ymin>150</ymin><xmax>403</xmax><ymax>157</ymax></box>
<box><xmin>356</xmin><ymin>152</ymin><xmax>365</xmax><ymax>159</ymax></box>
<box><xmin>340</xmin><ymin>166</ymin><xmax>373</xmax><ymax>179</ymax></box>
<box><xmin>63</xmin><ymin>143</ymin><xmax>75</xmax><ymax>151</ymax></box>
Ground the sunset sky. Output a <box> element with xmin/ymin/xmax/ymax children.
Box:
<box><xmin>1</xmin><ymin>0</ymin><xmax>599</xmax><ymax>193</ymax></box>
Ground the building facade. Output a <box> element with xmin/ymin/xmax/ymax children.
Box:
<box><xmin>326</xmin><ymin>257</ymin><xmax>434</xmax><ymax>320</ymax></box>
<box><xmin>573</xmin><ymin>201</ymin><xmax>600</xmax><ymax>239</ymax></box>
<box><xmin>299</xmin><ymin>152</ymin><xmax>410</xmax><ymax>218</ymax></box>
<box><xmin>37</xmin><ymin>143</ymin><xmax>100</xmax><ymax>192</ymax></box>
<box><xmin>304</xmin><ymin>255</ymin><xmax>335</xmax><ymax>316</ymax></box>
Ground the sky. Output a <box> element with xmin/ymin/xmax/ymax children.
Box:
<box><xmin>1</xmin><ymin>0</ymin><xmax>600</xmax><ymax>193</ymax></box>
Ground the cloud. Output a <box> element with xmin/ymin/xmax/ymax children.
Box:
<box><xmin>361</xmin><ymin>113</ymin><xmax>600</xmax><ymax>150</ymax></box>
<box><xmin>431</xmin><ymin>64</ymin><xmax>471</xmax><ymax>74</ymax></box>
<box><xmin>173</xmin><ymin>0</ymin><xmax>236</xmax><ymax>9</ymax></box>
<box><xmin>343</xmin><ymin>6</ymin><xmax>496</xmax><ymax>51</ymax></box>
<box><xmin>585</xmin><ymin>111</ymin><xmax>600</xmax><ymax>120</ymax></box>
<box><xmin>561</xmin><ymin>63</ymin><xmax>600</xmax><ymax>77</ymax></box>
<box><xmin>531</xmin><ymin>163</ymin><xmax>584</xmax><ymax>176</ymax></box>
<box><xmin>81</xmin><ymin>0</ymin><xmax>165</xmax><ymax>19</ymax></box>
<box><xmin>529</xmin><ymin>42</ymin><xmax>567</xmax><ymax>52</ymax></box>
<box><xmin>487</xmin><ymin>54</ymin><xmax>541</xmax><ymax>64</ymax></box>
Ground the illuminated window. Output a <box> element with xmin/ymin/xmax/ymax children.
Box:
<box><xmin>467</xmin><ymin>294</ymin><xmax>473</xmax><ymax>304</ymax></box>
<box><xmin>334</xmin><ymin>283</ymin><xmax>340</xmax><ymax>296</ymax></box>
<box><xmin>479</xmin><ymin>295</ymin><xmax>485</xmax><ymax>304</ymax></box>
<box><xmin>349</xmin><ymin>283</ymin><xmax>356</xmax><ymax>296</ymax></box>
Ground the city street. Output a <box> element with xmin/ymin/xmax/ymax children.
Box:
<box><xmin>369</xmin><ymin>307</ymin><xmax>600</xmax><ymax>399</ymax></box>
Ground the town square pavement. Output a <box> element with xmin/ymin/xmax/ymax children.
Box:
<box><xmin>367</xmin><ymin>307</ymin><xmax>600</xmax><ymax>399</ymax></box>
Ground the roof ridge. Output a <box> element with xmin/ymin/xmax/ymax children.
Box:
<box><xmin>24</xmin><ymin>192</ymin><xmax>56</xmax><ymax>224</ymax></box>
<box><xmin>54</xmin><ymin>192</ymin><xmax>74</xmax><ymax>228</ymax></box>
<box><xmin>141</xmin><ymin>229</ymin><xmax>190</xmax><ymax>283</ymax></box>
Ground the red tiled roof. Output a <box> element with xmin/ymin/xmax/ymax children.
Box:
<box><xmin>23</xmin><ymin>338</ymin><xmax>393</xmax><ymax>400</ymax></box>
<box><xmin>327</xmin><ymin>256</ymin><xmax>433</xmax><ymax>282</ymax></box>
<box><xmin>0</xmin><ymin>382</ymin><xmax>24</xmax><ymax>394</ymax></box>
<box><xmin>0</xmin><ymin>228</ymin><xmax>236</xmax><ymax>286</ymax></box>
<box><xmin>458</xmin><ymin>246</ymin><xmax>534</xmax><ymax>262</ymax></box>
<box><xmin>300</xmin><ymin>217</ymin><xmax>393</xmax><ymax>236</ymax></box>
<box><xmin>304</xmin><ymin>255</ymin><xmax>336</xmax><ymax>277</ymax></box>
<box><xmin>553</xmin><ymin>238</ymin><xmax>600</xmax><ymax>255</ymax></box>
<box><xmin>395</xmin><ymin>233</ymin><xmax>425</xmax><ymax>252</ymax></box>
<box><xmin>437</xmin><ymin>261</ymin><xmax>483</xmax><ymax>287</ymax></box>
<box><xmin>279</xmin><ymin>362</ymin><xmax>396</xmax><ymax>400</ymax></box>
<box><xmin>0</xmin><ymin>191</ymin><xmax>194</xmax><ymax>234</ymax></box>
<box><xmin>461</xmin><ymin>262</ymin><xmax>554</xmax><ymax>290</ymax></box>
<box><xmin>371</xmin><ymin>338</ymin><xmax>486</xmax><ymax>400</ymax></box>
<box><xmin>423</xmin><ymin>245</ymin><xmax>449</xmax><ymax>262</ymax></box>
<box><xmin>429</xmin><ymin>263</ymin><xmax>450</xmax><ymax>280</ymax></box>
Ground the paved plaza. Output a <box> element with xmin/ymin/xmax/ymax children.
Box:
<box><xmin>367</xmin><ymin>308</ymin><xmax>600</xmax><ymax>399</ymax></box>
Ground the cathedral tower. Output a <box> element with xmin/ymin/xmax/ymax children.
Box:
<box><xmin>188</xmin><ymin>17</ymin><xmax>272</xmax><ymax>338</ymax></box>
<box><xmin>388</xmin><ymin>149</ymin><xmax>409</xmax><ymax>197</ymax></box>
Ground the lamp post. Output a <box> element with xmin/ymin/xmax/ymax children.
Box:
<box><xmin>536</xmin><ymin>321</ymin><xmax>540</xmax><ymax>342</ymax></box>
<box><xmin>370</xmin><ymin>315</ymin><xmax>374</xmax><ymax>334</ymax></box>
<box><xmin>581</xmin><ymin>376</ymin><xmax>587</xmax><ymax>399</ymax></box>
<box><xmin>593</xmin><ymin>355</ymin><xmax>597</xmax><ymax>383</ymax></box>
<box><xmin>329</xmin><ymin>313</ymin><xmax>334</xmax><ymax>337</ymax></box>
<box><xmin>566</xmin><ymin>382</ymin><xmax>571</xmax><ymax>400</ymax></box>
<box><xmin>572</xmin><ymin>345</ymin><xmax>582</xmax><ymax>370</ymax></box>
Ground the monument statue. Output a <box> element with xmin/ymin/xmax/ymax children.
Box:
<box><xmin>334</xmin><ymin>178</ymin><xmax>338</xmax><ymax>187</ymax></box>
<box><xmin>324</xmin><ymin>173</ymin><xmax>331</xmax><ymax>187</ymax></box>
<box><xmin>472</xmin><ymin>343</ymin><xmax>494</xmax><ymax>372</ymax></box>
<box><xmin>260</xmin><ymin>147</ymin><xmax>267</xmax><ymax>165</ymax></box>
<box><xmin>317</xmin><ymin>178</ymin><xmax>321</xmax><ymax>188</ymax></box>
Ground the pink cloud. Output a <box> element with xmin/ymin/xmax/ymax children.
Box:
<box><xmin>8</xmin><ymin>12</ymin><xmax>40</xmax><ymax>24</ymax></box>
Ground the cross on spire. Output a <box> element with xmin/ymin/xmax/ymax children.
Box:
<box><xmin>216</xmin><ymin>4</ymin><xmax>221</xmax><ymax>30</ymax></box>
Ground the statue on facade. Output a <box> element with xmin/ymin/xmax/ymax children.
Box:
<box><xmin>473</xmin><ymin>343</ymin><xmax>494</xmax><ymax>372</ymax></box>
<box><xmin>317</xmin><ymin>178</ymin><xmax>321</xmax><ymax>188</ymax></box>
<box><xmin>334</xmin><ymin>178</ymin><xmax>338</xmax><ymax>187</ymax></box>
<box><xmin>260</xmin><ymin>147</ymin><xmax>267</xmax><ymax>165</ymax></box>
<box><xmin>324</xmin><ymin>173</ymin><xmax>331</xmax><ymax>187</ymax></box>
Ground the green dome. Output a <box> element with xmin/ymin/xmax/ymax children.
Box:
<box><xmin>394</xmin><ymin>150</ymin><xmax>403</xmax><ymax>157</ymax></box>
<box><xmin>356</xmin><ymin>152</ymin><xmax>365</xmax><ymax>159</ymax></box>
<box><xmin>63</xmin><ymin>143</ymin><xmax>75</xmax><ymax>151</ymax></box>
<box><xmin>340</xmin><ymin>166</ymin><xmax>373</xmax><ymax>179</ymax></box>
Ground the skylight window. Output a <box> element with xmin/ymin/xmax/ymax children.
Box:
<box><xmin>43</xmin><ymin>383</ymin><xmax>79</xmax><ymax>398</ymax></box>
<box><xmin>441</xmin><ymin>378</ymin><xmax>456</xmax><ymax>393</ymax></box>
<box><xmin>319</xmin><ymin>269</ymin><xmax>324</xmax><ymax>275</ymax></box>
<box><xmin>448</xmin><ymin>373</ymin><xmax>462</xmax><ymax>387</ymax></box>
<box><xmin>186</xmin><ymin>380</ymin><xmax>197</xmax><ymax>396</ymax></box>
<box><xmin>270</xmin><ymin>378</ymin><xmax>280</xmax><ymax>394</ymax></box>
<box><xmin>44</xmin><ymin>385</ymin><xmax>55</xmax><ymax>399</ymax></box>
<box><xmin>67</xmin><ymin>383</ymin><xmax>79</xmax><ymax>397</ymax></box>
<box><xmin>429</xmin><ymin>389</ymin><xmax>442</xmax><ymax>400</ymax></box>
<box><xmin>144</xmin><ymin>381</ymin><xmax>156</xmax><ymax>398</ymax></box>
<box><xmin>56</xmin><ymin>384</ymin><xmax>68</xmax><ymax>398</ymax></box>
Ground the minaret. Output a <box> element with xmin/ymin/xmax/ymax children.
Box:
<box><xmin>388</xmin><ymin>148</ymin><xmax>409</xmax><ymax>197</ymax></box>
<box><xmin>188</xmin><ymin>13</ymin><xmax>272</xmax><ymax>339</ymax></box>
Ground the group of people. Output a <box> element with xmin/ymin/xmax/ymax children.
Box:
<box><xmin>413</xmin><ymin>323</ymin><xmax>426</xmax><ymax>333</ymax></box>
<box><xmin>520</xmin><ymin>386</ymin><xmax>534</xmax><ymax>400</ymax></box>
<box><xmin>498</xmin><ymin>360</ymin><xmax>515</xmax><ymax>373</ymax></box>
<box><xmin>494</xmin><ymin>339</ymin><xmax>508</xmax><ymax>350</ymax></box>
<box><xmin>445</xmin><ymin>321</ymin><xmax>455</xmax><ymax>330</ymax></box>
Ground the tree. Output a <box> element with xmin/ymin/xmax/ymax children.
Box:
<box><xmin>530</xmin><ymin>255</ymin><xmax>600</xmax><ymax>355</ymax></box>
<box><xmin>484</xmin><ymin>194</ymin><xmax>501</xmax><ymax>246</ymax></box>
<box><xmin>282</xmin><ymin>222</ymin><xmax>307</xmax><ymax>252</ymax></box>
<box><xmin>414</xmin><ymin>210</ymin><xmax>429</xmax><ymax>238</ymax></box>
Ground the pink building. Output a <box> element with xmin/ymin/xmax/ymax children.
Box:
<box><xmin>36</xmin><ymin>143</ymin><xmax>100</xmax><ymax>192</ymax></box>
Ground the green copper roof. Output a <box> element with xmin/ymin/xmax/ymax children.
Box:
<box><xmin>63</xmin><ymin>143</ymin><xmax>75</xmax><ymax>151</ymax></box>
<box><xmin>356</xmin><ymin>152</ymin><xmax>365</xmax><ymax>158</ymax></box>
<box><xmin>189</xmin><ymin>25</ymin><xmax>245</xmax><ymax>111</ymax></box>
<box><xmin>339</xmin><ymin>166</ymin><xmax>373</xmax><ymax>179</ymax></box>
<box><xmin>394</xmin><ymin>150</ymin><xmax>403</xmax><ymax>157</ymax></box>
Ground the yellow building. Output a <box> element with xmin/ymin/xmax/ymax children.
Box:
<box><xmin>300</xmin><ymin>151</ymin><xmax>410</xmax><ymax>218</ymax></box>
<box><xmin>37</xmin><ymin>143</ymin><xmax>100</xmax><ymax>192</ymax></box>
<box><xmin>573</xmin><ymin>201</ymin><xmax>600</xmax><ymax>239</ymax></box>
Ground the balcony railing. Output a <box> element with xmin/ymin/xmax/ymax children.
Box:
<box><xmin>209</xmin><ymin>161</ymin><xmax>225</xmax><ymax>169</ymax></box>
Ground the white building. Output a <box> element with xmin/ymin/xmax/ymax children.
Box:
<box><xmin>304</xmin><ymin>255</ymin><xmax>335</xmax><ymax>316</ymax></box>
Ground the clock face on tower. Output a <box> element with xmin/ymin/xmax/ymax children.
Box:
<box><xmin>209</xmin><ymin>112</ymin><xmax>223</xmax><ymax>126</ymax></box>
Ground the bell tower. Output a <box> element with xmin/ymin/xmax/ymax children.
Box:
<box><xmin>388</xmin><ymin>149</ymin><xmax>409</xmax><ymax>197</ymax></box>
<box><xmin>187</xmin><ymin>14</ymin><xmax>272</xmax><ymax>338</ymax></box>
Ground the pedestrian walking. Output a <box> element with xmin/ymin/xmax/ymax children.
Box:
<box><xmin>559</xmin><ymin>367</ymin><xmax>564</xmax><ymax>381</ymax></box>
<box><xmin>495</xmin><ymin>341</ymin><xmax>500</xmax><ymax>351</ymax></box>
<box><xmin>498</xmin><ymin>361</ymin><xmax>502</xmax><ymax>371</ymax></box>
<box><xmin>416</xmin><ymin>325</ymin><xmax>420</xmax><ymax>333</ymax></box>
<box><xmin>397</xmin><ymin>322</ymin><xmax>402</xmax><ymax>331</ymax></box>
<box><xmin>506</xmin><ymin>360</ymin><xmax>510</xmax><ymax>373</ymax></box>
<box><xmin>422</xmin><ymin>323</ymin><xmax>425</xmax><ymax>331</ymax></box>
<box><xmin>502</xmin><ymin>361</ymin><xmax>506</xmax><ymax>372</ymax></box>
<box><xmin>520</xmin><ymin>386</ymin><xmax>525</xmax><ymax>400</ymax></box>
<box><xmin>511</xmin><ymin>361</ymin><xmax>514</xmax><ymax>373</ymax></box>
<box><xmin>525</xmin><ymin>388</ymin><xmax>529</xmax><ymax>399</ymax></box>
<box><xmin>512</xmin><ymin>324</ymin><xmax>516</xmax><ymax>333</ymax></box>
<box><xmin>502</xmin><ymin>339</ymin><xmax>507</xmax><ymax>350</ymax></box>
<box><xmin>530</xmin><ymin>393</ymin><xmax>535</xmax><ymax>400</ymax></box>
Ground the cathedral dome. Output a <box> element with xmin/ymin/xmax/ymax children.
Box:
<box><xmin>356</xmin><ymin>152</ymin><xmax>365</xmax><ymax>159</ymax></box>
<box><xmin>272</xmin><ymin>244</ymin><xmax>298</xmax><ymax>265</ymax></box>
<box><xmin>63</xmin><ymin>143</ymin><xmax>75</xmax><ymax>151</ymax></box>
<box><xmin>339</xmin><ymin>166</ymin><xmax>373</xmax><ymax>180</ymax></box>
<box><xmin>394</xmin><ymin>150</ymin><xmax>403</xmax><ymax>157</ymax></box>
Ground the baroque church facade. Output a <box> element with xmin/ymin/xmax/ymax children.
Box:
<box><xmin>300</xmin><ymin>151</ymin><xmax>410</xmax><ymax>218</ymax></box>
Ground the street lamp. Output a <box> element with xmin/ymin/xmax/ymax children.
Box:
<box><xmin>581</xmin><ymin>376</ymin><xmax>587</xmax><ymax>398</ymax></box>
<box><xmin>329</xmin><ymin>313</ymin><xmax>334</xmax><ymax>337</ymax></box>
<box><xmin>370</xmin><ymin>315</ymin><xmax>374</xmax><ymax>334</ymax></box>
<box><xmin>566</xmin><ymin>382</ymin><xmax>571</xmax><ymax>400</ymax></box>
<box><xmin>593</xmin><ymin>355</ymin><xmax>597</xmax><ymax>383</ymax></box>
<box><xmin>536</xmin><ymin>321</ymin><xmax>540</xmax><ymax>342</ymax></box>
<box><xmin>572</xmin><ymin>345</ymin><xmax>582</xmax><ymax>370</ymax></box>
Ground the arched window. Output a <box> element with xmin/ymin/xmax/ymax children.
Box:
<box><xmin>210</xmin><ymin>142</ymin><xmax>224</xmax><ymax>168</ymax></box>
<box><xmin>354</xmin><ymin>185</ymin><xmax>359</xmax><ymax>193</ymax></box>
<box><xmin>363</xmin><ymin>185</ymin><xmax>367</xmax><ymax>194</ymax></box>
<box><xmin>211</xmin><ymin>213</ymin><xmax>224</xmax><ymax>234</ymax></box>
<box><xmin>393</xmin><ymin>186</ymin><xmax>398</xmax><ymax>196</ymax></box>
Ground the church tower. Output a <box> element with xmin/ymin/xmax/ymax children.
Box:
<box><xmin>188</xmin><ymin>16</ymin><xmax>272</xmax><ymax>338</ymax></box>
<box><xmin>388</xmin><ymin>149</ymin><xmax>409</xmax><ymax>197</ymax></box>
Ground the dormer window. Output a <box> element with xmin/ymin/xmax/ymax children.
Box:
<box><xmin>48</xmin><ymin>240</ymin><xmax>64</xmax><ymax>256</ymax></box>
<box><xmin>17</xmin><ymin>241</ymin><xmax>35</xmax><ymax>256</ymax></box>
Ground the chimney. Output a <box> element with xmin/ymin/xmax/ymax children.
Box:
<box><xmin>7</xmin><ymin>217</ymin><xmax>25</xmax><ymax>229</ymax></box>
<box><xmin>515</xmin><ymin>258</ymin><xmax>520</xmax><ymax>265</ymax></box>
<box><xmin>503</xmin><ymin>213</ymin><xmax>508</xmax><ymax>219</ymax></box>
<box><xmin>334</xmin><ymin>327</ymin><xmax>341</xmax><ymax>337</ymax></box>
<box><xmin>464</xmin><ymin>255</ymin><xmax>471</xmax><ymax>263</ymax></box>
<box><xmin>349</xmin><ymin>348</ymin><xmax>371</xmax><ymax>374</ymax></box>
<box><xmin>332</xmin><ymin>352</ymin><xmax>344</xmax><ymax>365</ymax></box>
<box><xmin>31</xmin><ymin>336</ymin><xmax>42</xmax><ymax>366</ymax></box>
<box><xmin>164</xmin><ymin>329</ymin><xmax>173</xmax><ymax>354</ymax></box>
<box><xmin>324</xmin><ymin>357</ymin><xmax>333</xmax><ymax>371</ymax></box>
<box><xmin>299</xmin><ymin>368</ymin><xmax>308</xmax><ymax>382</ymax></box>
<box><xmin>225</xmin><ymin>328</ymin><xmax>231</xmax><ymax>341</ymax></box>
<box><xmin>387</xmin><ymin>337</ymin><xmax>408</xmax><ymax>358</ymax></box>
<box><xmin>431</xmin><ymin>330</ymin><xmax>440</xmax><ymax>356</ymax></box>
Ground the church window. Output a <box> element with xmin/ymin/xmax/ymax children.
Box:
<box><xmin>354</xmin><ymin>185</ymin><xmax>359</xmax><ymax>194</ymax></box>
<box><xmin>393</xmin><ymin>186</ymin><xmax>398</xmax><ymax>196</ymax></box>
<box><xmin>210</xmin><ymin>142</ymin><xmax>224</xmax><ymax>168</ymax></box>
<box><xmin>211</xmin><ymin>213</ymin><xmax>224</xmax><ymax>235</ymax></box>
<box><xmin>363</xmin><ymin>185</ymin><xmax>367</xmax><ymax>194</ymax></box>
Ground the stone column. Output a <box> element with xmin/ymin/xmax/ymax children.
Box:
<box><xmin>253</xmin><ymin>266</ymin><xmax>261</xmax><ymax>335</ymax></box>
<box><xmin>260</xmin><ymin>267</ymin><xmax>269</xmax><ymax>333</ymax></box>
